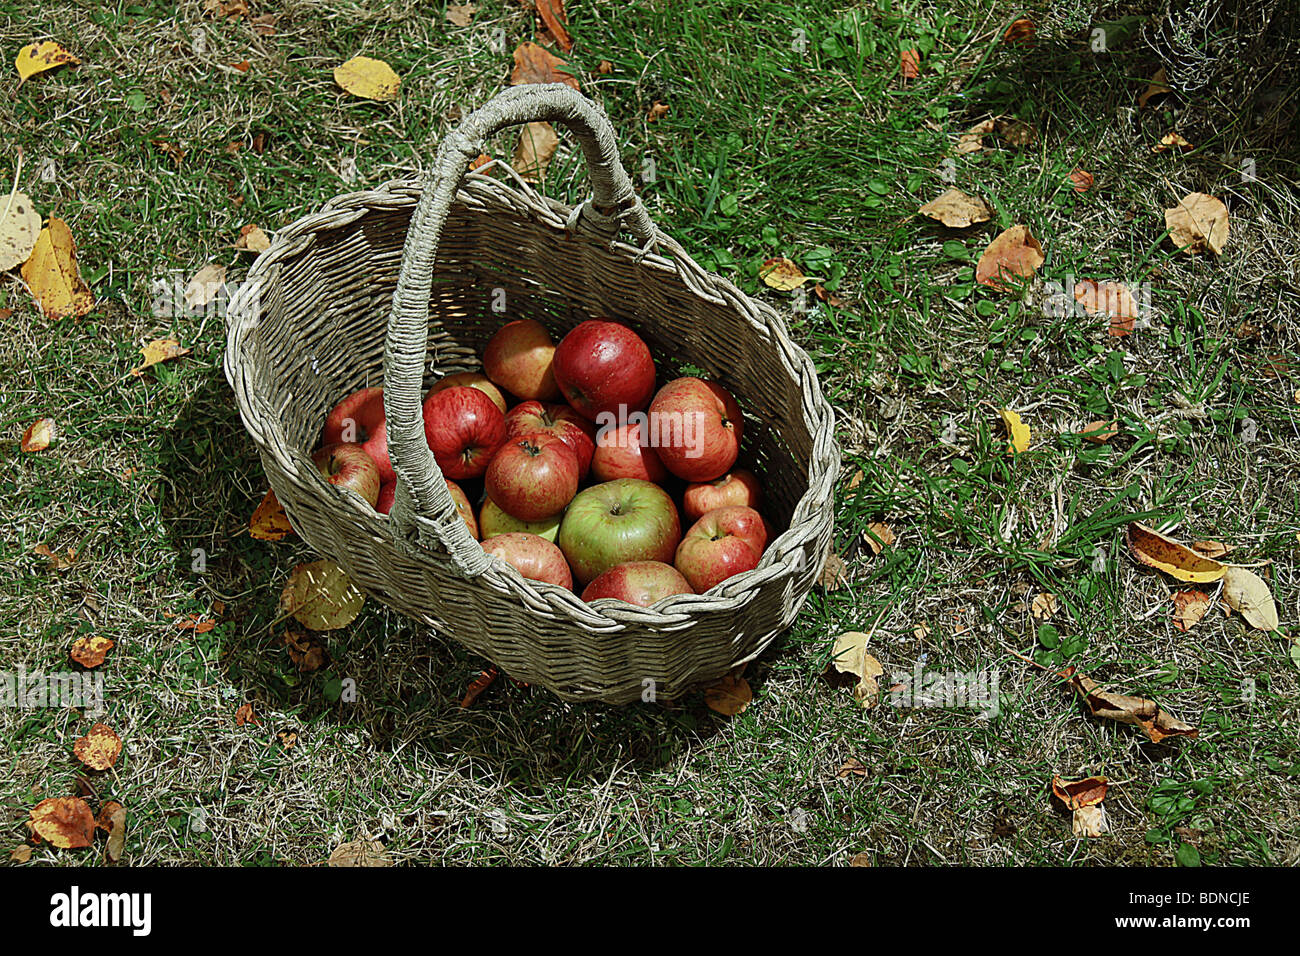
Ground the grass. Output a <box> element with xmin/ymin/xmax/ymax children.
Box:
<box><xmin>2</xmin><ymin>0</ymin><xmax>1298</xmax><ymax>866</ymax></box>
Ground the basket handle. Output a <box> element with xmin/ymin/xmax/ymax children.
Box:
<box><xmin>383</xmin><ymin>83</ymin><xmax>657</xmax><ymax>573</ymax></box>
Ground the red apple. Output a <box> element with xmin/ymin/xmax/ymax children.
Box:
<box><xmin>322</xmin><ymin>386</ymin><xmax>394</xmax><ymax>484</ymax></box>
<box><xmin>682</xmin><ymin>468</ymin><xmax>763</xmax><ymax>522</ymax></box>
<box><xmin>504</xmin><ymin>401</ymin><xmax>596</xmax><ymax>479</ymax></box>
<box><xmin>553</xmin><ymin>319</ymin><xmax>656</xmax><ymax>421</ymax></box>
<box><xmin>375</xmin><ymin>479</ymin><xmax>477</xmax><ymax>540</ymax></box>
<box><xmin>558</xmin><ymin>478</ymin><xmax>681</xmax><ymax>586</ymax></box>
<box><xmin>674</xmin><ymin>505</ymin><xmax>768</xmax><ymax>593</ymax></box>
<box><xmin>591</xmin><ymin>420</ymin><xmax>669</xmax><ymax>484</ymax></box>
<box><xmin>426</xmin><ymin>372</ymin><xmax>508</xmax><ymax>414</ymax></box>
<box><xmin>376</xmin><ymin>480</ymin><xmax>395</xmax><ymax>515</ymax></box>
<box><xmin>479</xmin><ymin>496</ymin><xmax>562</xmax><ymax>541</ymax></box>
<box><xmin>648</xmin><ymin>377</ymin><xmax>742</xmax><ymax>482</ymax></box>
<box><xmin>581</xmin><ymin>561</ymin><xmax>693</xmax><ymax>606</ymax></box>
<box><xmin>483</xmin><ymin>319</ymin><xmax>562</xmax><ymax>401</ymax></box>
<box><xmin>485</xmin><ymin>433</ymin><xmax>579</xmax><ymax>521</ymax></box>
<box><xmin>422</xmin><ymin>386</ymin><xmax>507</xmax><ymax>480</ymax></box>
<box><xmin>312</xmin><ymin>442</ymin><xmax>381</xmax><ymax>507</ymax></box>
<box><xmin>482</xmin><ymin>532</ymin><xmax>573</xmax><ymax>590</ymax></box>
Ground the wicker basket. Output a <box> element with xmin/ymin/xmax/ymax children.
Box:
<box><xmin>224</xmin><ymin>84</ymin><xmax>839</xmax><ymax>704</ymax></box>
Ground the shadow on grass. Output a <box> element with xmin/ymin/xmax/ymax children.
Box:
<box><xmin>154</xmin><ymin>365</ymin><xmax>736</xmax><ymax>791</ymax></box>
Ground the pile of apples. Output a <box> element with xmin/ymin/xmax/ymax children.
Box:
<box><xmin>314</xmin><ymin>318</ymin><xmax>772</xmax><ymax>607</ymax></box>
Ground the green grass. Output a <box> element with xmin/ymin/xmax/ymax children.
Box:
<box><xmin>2</xmin><ymin>0</ymin><xmax>1298</xmax><ymax>866</ymax></box>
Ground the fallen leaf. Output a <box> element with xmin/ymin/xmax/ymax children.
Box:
<box><xmin>183</xmin><ymin>263</ymin><xmax>226</xmax><ymax>310</ymax></box>
<box><xmin>15</xmin><ymin>40</ymin><xmax>79</xmax><ymax>84</ymax></box>
<box><xmin>1072</xmin><ymin>803</ymin><xmax>1107</xmax><ymax>837</ymax></box>
<box><xmin>1153</xmin><ymin>132</ymin><xmax>1193</xmax><ymax>152</ymax></box>
<box><xmin>818</xmin><ymin>551</ymin><xmax>846</xmax><ymax>590</ymax></box>
<box><xmin>813</xmin><ymin>283</ymin><xmax>845</xmax><ymax>307</ymax></box>
<box><xmin>899</xmin><ymin>49</ymin><xmax>920</xmax><ymax>79</ymax></box>
<box><xmin>176</xmin><ymin>613</ymin><xmax>215</xmax><ymax>633</ymax></box>
<box><xmin>704</xmin><ymin>675</ymin><xmax>752</xmax><ymax>716</ymax></box>
<box><xmin>836</xmin><ymin>757</ymin><xmax>869</xmax><ymax>778</ymax></box>
<box><xmin>460</xmin><ymin>667</ymin><xmax>499</xmax><ymax>708</ymax></box>
<box><xmin>252</xmin><ymin>13</ymin><xmax>278</xmax><ymax>34</ymax></box>
<box><xmin>21</xmin><ymin>417</ymin><xmax>57</xmax><ymax>452</ymax></box>
<box><xmin>230</xmin><ymin>60</ymin><xmax>250</xmax><ymax>73</ymax></box>
<box><xmin>918</xmin><ymin>188</ymin><xmax>992</xmax><ymax>228</ymax></box>
<box><xmin>912</xmin><ymin>622</ymin><xmax>931</xmax><ymax>640</ymax></box>
<box><xmin>1137</xmin><ymin>67</ymin><xmax>1171</xmax><ymax>108</ymax></box>
<box><xmin>10</xmin><ymin>845</ymin><xmax>32</xmax><ymax>863</ymax></box>
<box><xmin>1062</xmin><ymin>666</ymin><xmax>1198</xmax><ymax>743</ymax></box>
<box><xmin>956</xmin><ymin>118</ymin><xmax>995</xmax><ymax>154</ymax></box>
<box><xmin>29</xmin><ymin>797</ymin><xmax>96</xmax><ymax>849</ymax></box>
<box><xmin>1073</xmin><ymin>279</ymin><xmax>1139</xmax><ymax>337</ymax></box>
<box><xmin>849</xmin><ymin>851</ymin><xmax>872</xmax><ymax>866</ymax></box>
<box><xmin>760</xmin><ymin>257</ymin><xmax>811</xmax><ymax>290</ymax></box>
<box><xmin>235</xmin><ymin>702</ymin><xmax>259</xmax><ymax>726</ymax></box>
<box><xmin>1191</xmin><ymin>540</ymin><xmax>1232</xmax><ymax>558</ymax></box>
<box><xmin>1222</xmin><ymin>565</ymin><xmax>1279</xmax><ymax>632</ymax></box>
<box><xmin>235</xmin><ymin>223</ymin><xmax>270</xmax><ymax>252</ymax></box>
<box><xmin>1165</xmin><ymin>192</ymin><xmax>1228</xmax><ymax>256</ymax></box>
<box><xmin>1127</xmin><ymin>522</ymin><xmax>1226</xmax><ymax>583</ymax></box>
<box><xmin>534</xmin><ymin>0</ymin><xmax>573</xmax><ymax>52</ymax></box>
<box><xmin>283</xmin><ymin>629</ymin><xmax>326</xmax><ymax>672</ymax></box>
<box><xmin>596</xmin><ymin>60</ymin><xmax>613</xmax><ymax>74</ymax></box>
<box><xmin>975</xmin><ymin>225</ymin><xmax>1044</xmax><ymax>290</ymax></box>
<box><xmin>1031</xmin><ymin>592</ymin><xmax>1058</xmax><ymax>620</ymax></box>
<box><xmin>444</xmin><ymin>2</ymin><xmax>477</xmax><ymax>27</ymax></box>
<box><xmin>250</xmin><ymin>488</ymin><xmax>294</xmax><ymax>540</ymax></box>
<box><xmin>333</xmin><ymin>55</ymin><xmax>401</xmax><ymax>101</ymax></box>
<box><xmin>73</xmin><ymin>723</ymin><xmax>122</xmax><ymax>771</ymax></box>
<box><xmin>1081</xmin><ymin>419</ymin><xmax>1118</xmax><ymax>444</ymax></box>
<box><xmin>129</xmin><ymin>338</ymin><xmax>190</xmax><ymax>377</ymax></box>
<box><xmin>647</xmin><ymin>101</ymin><xmax>669</xmax><ymax>122</ymax></box>
<box><xmin>70</xmin><ymin>635</ymin><xmax>113</xmax><ymax>668</ymax></box>
<box><xmin>1051</xmin><ymin>774</ymin><xmax>1108</xmax><ymax>810</ymax></box>
<box><xmin>512</xmin><ymin>121</ymin><xmax>559</xmax><ymax>183</ymax></box>
<box><xmin>21</xmin><ymin>217</ymin><xmax>95</xmax><ymax>319</ymax></box>
<box><xmin>0</xmin><ymin>190</ymin><xmax>42</xmax><ymax>271</ymax></box>
<box><xmin>280</xmin><ymin>560</ymin><xmax>365</xmax><ymax>630</ymax></box>
<box><xmin>468</xmin><ymin>152</ymin><xmax>492</xmax><ymax>171</ymax></box>
<box><xmin>99</xmin><ymin>802</ymin><xmax>126</xmax><ymax>863</ymax></box>
<box><xmin>1002</xmin><ymin>18</ymin><xmax>1035</xmax><ymax>45</ymax></box>
<box><xmin>153</xmin><ymin>139</ymin><xmax>185</xmax><ymax>165</ymax></box>
<box><xmin>328</xmin><ymin>839</ymin><xmax>391</xmax><ymax>867</ymax></box>
<box><xmin>831</xmin><ymin>631</ymin><xmax>885</xmax><ymax>709</ymax></box>
<box><xmin>33</xmin><ymin>543</ymin><xmax>77</xmax><ymax>571</ymax></box>
<box><xmin>1172</xmin><ymin>589</ymin><xmax>1210</xmax><ymax>631</ymax></box>
<box><xmin>277</xmin><ymin>730</ymin><xmax>298</xmax><ymax>748</ymax></box>
<box><xmin>1000</xmin><ymin>408</ymin><xmax>1031</xmax><ymax>454</ymax></box>
<box><xmin>510</xmin><ymin>41</ymin><xmax>579</xmax><ymax>90</ymax></box>
<box><xmin>1068</xmin><ymin>168</ymin><xmax>1094</xmax><ymax>193</ymax></box>
<box><xmin>995</xmin><ymin>117</ymin><xmax>1036</xmax><ymax>147</ymax></box>
<box><xmin>865</xmin><ymin>521</ymin><xmax>895</xmax><ymax>554</ymax></box>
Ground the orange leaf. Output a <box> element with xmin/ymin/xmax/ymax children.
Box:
<box><xmin>1073</xmin><ymin>280</ymin><xmax>1139</xmax><ymax>337</ymax></box>
<box><xmin>1137</xmin><ymin>67</ymin><xmax>1171</xmax><ymax>108</ymax></box>
<box><xmin>29</xmin><ymin>797</ymin><xmax>96</xmax><ymax>849</ymax></box>
<box><xmin>176</xmin><ymin>613</ymin><xmax>215</xmax><ymax>633</ymax></box>
<box><xmin>1068</xmin><ymin>168</ymin><xmax>1094</xmax><ymax>193</ymax></box>
<box><xmin>20</xmin><ymin>217</ymin><xmax>95</xmax><ymax>319</ymax></box>
<box><xmin>704</xmin><ymin>675</ymin><xmax>752</xmax><ymax>716</ymax></box>
<box><xmin>1126</xmin><ymin>522</ymin><xmax>1226</xmax><ymax>583</ymax></box>
<box><xmin>1051</xmin><ymin>774</ymin><xmax>1108</xmax><ymax>810</ymax></box>
<box><xmin>73</xmin><ymin>723</ymin><xmax>122</xmax><ymax>770</ymax></box>
<box><xmin>1002</xmin><ymin>18</ymin><xmax>1035</xmax><ymax>45</ymax></box>
<box><xmin>975</xmin><ymin>225</ymin><xmax>1044</xmax><ymax>290</ymax></box>
<box><xmin>235</xmin><ymin>702</ymin><xmax>259</xmax><ymax>726</ymax></box>
<box><xmin>899</xmin><ymin>49</ymin><xmax>920</xmax><ymax>79</ymax></box>
<box><xmin>21</xmin><ymin>417</ymin><xmax>57</xmax><ymax>452</ymax></box>
<box><xmin>1173</xmin><ymin>589</ymin><xmax>1210</xmax><ymax>632</ymax></box>
<box><xmin>69</xmin><ymin>635</ymin><xmax>113</xmax><ymax>668</ymax></box>
<box><xmin>1081</xmin><ymin>419</ymin><xmax>1118</xmax><ymax>444</ymax></box>
<box><xmin>510</xmin><ymin>41</ymin><xmax>579</xmax><ymax>90</ymax></box>
<box><xmin>32</xmin><ymin>543</ymin><xmax>77</xmax><ymax>571</ymax></box>
<box><xmin>535</xmin><ymin>0</ymin><xmax>573</xmax><ymax>52</ymax></box>
<box><xmin>460</xmin><ymin>666</ymin><xmax>499</xmax><ymax>707</ymax></box>
<box><xmin>250</xmin><ymin>488</ymin><xmax>295</xmax><ymax>540</ymax></box>
<box><xmin>1062</xmin><ymin>666</ymin><xmax>1198</xmax><ymax>743</ymax></box>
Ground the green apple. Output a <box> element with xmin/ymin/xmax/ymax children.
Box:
<box><xmin>558</xmin><ymin>478</ymin><xmax>681</xmax><ymax>586</ymax></box>
<box><xmin>479</xmin><ymin>495</ymin><xmax>561</xmax><ymax>542</ymax></box>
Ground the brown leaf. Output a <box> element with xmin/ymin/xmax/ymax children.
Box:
<box><xmin>704</xmin><ymin>675</ymin><xmax>752</xmax><ymax>716</ymax></box>
<box><xmin>1137</xmin><ymin>67</ymin><xmax>1171</xmax><ymax>108</ymax></box>
<box><xmin>235</xmin><ymin>223</ymin><xmax>270</xmax><ymax>252</ymax></box>
<box><xmin>70</xmin><ymin>635</ymin><xmax>113</xmax><ymax>668</ymax></box>
<box><xmin>283</xmin><ymin>629</ymin><xmax>326</xmax><ymax>672</ymax></box>
<box><xmin>1030</xmin><ymin>592</ymin><xmax>1058</xmax><ymax>620</ymax></box>
<box><xmin>235</xmin><ymin>702</ymin><xmax>259</xmax><ymax>726</ymax></box>
<box><xmin>29</xmin><ymin>797</ymin><xmax>96</xmax><ymax>849</ymax></box>
<box><xmin>1073</xmin><ymin>279</ymin><xmax>1139</xmax><ymax>337</ymax></box>
<box><xmin>918</xmin><ymin>188</ymin><xmax>992</xmax><ymax>228</ymax></box>
<box><xmin>831</xmin><ymin>632</ymin><xmax>885</xmax><ymax>708</ymax></box>
<box><xmin>99</xmin><ymin>802</ymin><xmax>126</xmax><ymax>863</ymax></box>
<box><xmin>1068</xmin><ymin>168</ymin><xmax>1094</xmax><ymax>193</ymax></box>
<box><xmin>10</xmin><ymin>845</ymin><xmax>32</xmax><ymax>863</ymax></box>
<box><xmin>1051</xmin><ymin>774</ymin><xmax>1108</xmax><ymax>810</ymax></box>
<box><xmin>1127</xmin><ymin>522</ymin><xmax>1226</xmax><ymax>583</ymax></box>
<box><xmin>252</xmin><ymin>13</ymin><xmax>277</xmax><ymax>34</ymax></box>
<box><xmin>510</xmin><ymin>41</ymin><xmax>579</xmax><ymax>90</ymax></box>
<box><xmin>647</xmin><ymin>101</ymin><xmax>670</xmax><ymax>122</ymax></box>
<box><xmin>444</xmin><ymin>3</ymin><xmax>477</xmax><ymax>27</ymax></box>
<box><xmin>1002</xmin><ymin>18</ymin><xmax>1035</xmax><ymax>45</ymax></box>
<box><xmin>535</xmin><ymin>0</ymin><xmax>573</xmax><ymax>52</ymax></box>
<box><xmin>819</xmin><ymin>551</ymin><xmax>846</xmax><ymax>590</ymax></box>
<box><xmin>33</xmin><ymin>543</ymin><xmax>77</xmax><ymax>571</ymax></box>
<box><xmin>277</xmin><ymin>730</ymin><xmax>297</xmax><ymax>748</ymax></box>
<box><xmin>1191</xmin><ymin>540</ymin><xmax>1231</xmax><ymax>558</ymax></box>
<box><xmin>1062</xmin><ymin>667</ymin><xmax>1197</xmax><ymax>743</ymax></box>
<box><xmin>975</xmin><ymin>225</ymin><xmax>1044</xmax><ymax>290</ymax></box>
<box><xmin>250</xmin><ymin>488</ymin><xmax>294</xmax><ymax>540</ymax></box>
<box><xmin>899</xmin><ymin>49</ymin><xmax>920</xmax><ymax>79</ymax></box>
<box><xmin>512</xmin><ymin>120</ymin><xmax>559</xmax><ymax>183</ymax></box>
<box><xmin>836</xmin><ymin>757</ymin><xmax>869</xmax><ymax>778</ymax></box>
<box><xmin>1081</xmin><ymin>419</ymin><xmax>1118</xmax><ymax>444</ymax></box>
<box><xmin>865</xmin><ymin>521</ymin><xmax>895</xmax><ymax>555</ymax></box>
<box><xmin>1072</xmin><ymin>803</ymin><xmax>1108</xmax><ymax>837</ymax></box>
<box><xmin>813</xmin><ymin>283</ymin><xmax>845</xmax><ymax>307</ymax></box>
<box><xmin>849</xmin><ymin>851</ymin><xmax>872</xmax><ymax>867</ymax></box>
<box><xmin>176</xmin><ymin>613</ymin><xmax>215</xmax><ymax>633</ymax></box>
<box><xmin>328</xmin><ymin>839</ymin><xmax>391</xmax><ymax>867</ymax></box>
<box><xmin>596</xmin><ymin>60</ymin><xmax>613</xmax><ymax>74</ymax></box>
<box><xmin>1153</xmin><ymin>132</ymin><xmax>1193</xmax><ymax>153</ymax></box>
<box><xmin>73</xmin><ymin>723</ymin><xmax>122</xmax><ymax>771</ymax></box>
<box><xmin>1165</xmin><ymin>192</ymin><xmax>1228</xmax><ymax>256</ymax></box>
<box><xmin>1172</xmin><ymin>589</ymin><xmax>1210</xmax><ymax>632</ymax></box>
<box><xmin>995</xmin><ymin>117</ymin><xmax>1036</xmax><ymax>147</ymax></box>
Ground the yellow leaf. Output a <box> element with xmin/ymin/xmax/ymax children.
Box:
<box><xmin>250</xmin><ymin>488</ymin><xmax>294</xmax><ymax>540</ymax></box>
<box><xmin>999</xmin><ymin>409</ymin><xmax>1031</xmax><ymax>454</ymax></box>
<box><xmin>917</xmin><ymin>188</ymin><xmax>992</xmax><ymax>229</ymax></box>
<box><xmin>1222</xmin><ymin>565</ymin><xmax>1279</xmax><ymax>632</ymax></box>
<box><xmin>333</xmin><ymin>55</ymin><xmax>401</xmax><ymax>101</ymax></box>
<box><xmin>512</xmin><ymin>121</ymin><xmax>558</xmax><ymax>183</ymax></box>
<box><xmin>20</xmin><ymin>217</ymin><xmax>95</xmax><ymax>319</ymax></box>
<box><xmin>20</xmin><ymin>417</ymin><xmax>56</xmax><ymax>452</ymax></box>
<box><xmin>73</xmin><ymin>723</ymin><xmax>122</xmax><ymax>771</ymax></box>
<box><xmin>280</xmin><ymin>560</ymin><xmax>364</xmax><ymax>629</ymax></box>
<box><xmin>1165</xmin><ymin>192</ymin><xmax>1228</xmax><ymax>256</ymax></box>
<box><xmin>1126</xmin><ymin>523</ymin><xmax>1226</xmax><ymax>584</ymax></box>
<box><xmin>15</xmin><ymin>40</ymin><xmax>79</xmax><ymax>84</ymax></box>
<box><xmin>0</xmin><ymin>190</ymin><xmax>42</xmax><ymax>271</ymax></box>
<box><xmin>760</xmin><ymin>257</ymin><xmax>811</xmax><ymax>291</ymax></box>
<box><xmin>704</xmin><ymin>675</ymin><xmax>752</xmax><ymax>716</ymax></box>
<box><xmin>129</xmin><ymin>338</ymin><xmax>190</xmax><ymax>377</ymax></box>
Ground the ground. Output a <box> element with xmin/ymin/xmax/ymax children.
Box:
<box><xmin>2</xmin><ymin>1</ymin><xmax>1297</xmax><ymax>866</ymax></box>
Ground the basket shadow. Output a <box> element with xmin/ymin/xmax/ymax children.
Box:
<box><xmin>154</xmin><ymin>366</ymin><xmax>729</xmax><ymax>784</ymax></box>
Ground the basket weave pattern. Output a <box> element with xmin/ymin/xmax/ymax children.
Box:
<box><xmin>225</xmin><ymin>85</ymin><xmax>839</xmax><ymax>703</ymax></box>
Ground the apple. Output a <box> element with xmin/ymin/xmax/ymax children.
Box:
<box><xmin>682</xmin><ymin>468</ymin><xmax>763</xmax><ymax>522</ymax></box>
<box><xmin>504</xmin><ymin>401</ymin><xmax>596</xmax><ymax>479</ymax></box>
<box><xmin>674</xmin><ymin>505</ymin><xmax>768</xmax><ymax>593</ymax></box>
<box><xmin>479</xmin><ymin>495</ymin><xmax>561</xmax><ymax>542</ymax></box>
<box><xmin>426</xmin><ymin>372</ymin><xmax>508</xmax><ymax>414</ymax></box>
<box><xmin>481</xmin><ymin>532</ymin><xmax>573</xmax><ymax>590</ymax></box>
<box><xmin>483</xmin><ymin>319</ymin><xmax>562</xmax><ymax>401</ymax></box>
<box><xmin>558</xmin><ymin>478</ymin><xmax>681</xmax><ymax>586</ymax></box>
<box><xmin>375</xmin><ymin>478</ymin><xmax>477</xmax><ymax>539</ymax></box>
<box><xmin>422</xmin><ymin>386</ymin><xmax>507</xmax><ymax>480</ymax></box>
<box><xmin>552</xmin><ymin>319</ymin><xmax>656</xmax><ymax>421</ymax></box>
<box><xmin>581</xmin><ymin>561</ymin><xmax>693</xmax><ymax>606</ymax></box>
<box><xmin>322</xmin><ymin>386</ymin><xmax>394</xmax><ymax>484</ymax></box>
<box><xmin>312</xmin><ymin>443</ymin><xmax>381</xmax><ymax>507</ymax></box>
<box><xmin>485</xmin><ymin>433</ymin><xmax>579</xmax><ymax>521</ymax></box>
<box><xmin>590</xmin><ymin>420</ymin><xmax>668</xmax><ymax>483</ymax></box>
<box><xmin>648</xmin><ymin>377</ymin><xmax>742</xmax><ymax>482</ymax></box>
